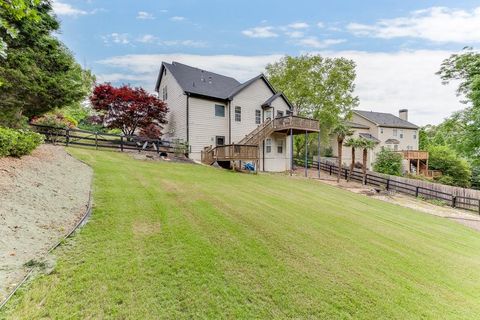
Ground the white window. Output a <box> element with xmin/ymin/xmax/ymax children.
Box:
<box><xmin>235</xmin><ymin>106</ymin><xmax>241</xmax><ymax>122</ymax></box>
<box><xmin>277</xmin><ymin>139</ymin><xmax>284</xmax><ymax>153</ymax></box>
<box><xmin>255</xmin><ymin>110</ymin><xmax>261</xmax><ymax>124</ymax></box>
<box><xmin>276</xmin><ymin>110</ymin><xmax>284</xmax><ymax>118</ymax></box>
<box><xmin>215</xmin><ymin>104</ymin><xmax>225</xmax><ymax>117</ymax></box>
<box><xmin>394</xmin><ymin>145</ymin><xmax>398</xmax><ymax>151</ymax></box>
<box><xmin>265</xmin><ymin>109</ymin><xmax>272</xmax><ymax>119</ymax></box>
<box><xmin>413</xmin><ymin>132</ymin><xmax>417</xmax><ymax>139</ymax></box>
<box><xmin>216</xmin><ymin>136</ymin><xmax>225</xmax><ymax>146</ymax></box>
<box><xmin>400</xmin><ymin>130</ymin><xmax>404</xmax><ymax>139</ymax></box>
<box><xmin>162</xmin><ymin>86</ymin><xmax>168</xmax><ymax>100</ymax></box>
<box><xmin>380</xmin><ymin>128</ymin><xmax>384</xmax><ymax>134</ymax></box>
<box><xmin>393</xmin><ymin>129</ymin><xmax>398</xmax><ymax>137</ymax></box>
<box><xmin>266</xmin><ymin>138</ymin><xmax>272</xmax><ymax>153</ymax></box>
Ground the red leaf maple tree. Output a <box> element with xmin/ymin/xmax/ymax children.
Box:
<box><xmin>90</xmin><ymin>83</ymin><xmax>168</xmax><ymax>136</ymax></box>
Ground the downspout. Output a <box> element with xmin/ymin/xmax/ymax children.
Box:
<box><xmin>186</xmin><ymin>94</ymin><xmax>190</xmax><ymax>153</ymax></box>
<box><xmin>228</xmin><ymin>100</ymin><xmax>231</xmax><ymax>144</ymax></box>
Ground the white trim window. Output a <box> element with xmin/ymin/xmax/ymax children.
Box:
<box><xmin>277</xmin><ymin>139</ymin><xmax>284</xmax><ymax>154</ymax></box>
<box><xmin>413</xmin><ymin>132</ymin><xmax>417</xmax><ymax>139</ymax></box>
<box><xmin>266</xmin><ymin>138</ymin><xmax>272</xmax><ymax>153</ymax></box>
<box><xmin>399</xmin><ymin>129</ymin><xmax>404</xmax><ymax>139</ymax></box>
<box><xmin>255</xmin><ymin>110</ymin><xmax>261</xmax><ymax>124</ymax></box>
<box><xmin>393</xmin><ymin>129</ymin><xmax>398</xmax><ymax>137</ymax></box>
<box><xmin>162</xmin><ymin>86</ymin><xmax>168</xmax><ymax>100</ymax></box>
<box><xmin>235</xmin><ymin>106</ymin><xmax>241</xmax><ymax>122</ymax></box>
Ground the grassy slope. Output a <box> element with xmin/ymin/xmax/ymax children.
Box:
<box><xmin>2</xmin><ymin>149</ymin><xmax>480</xmax><ymax>319</ymax></box>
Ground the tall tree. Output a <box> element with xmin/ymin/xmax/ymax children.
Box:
<box><xmin>90</xmin><ymin>84</ymin><xmax>168</xmax><ymax>137</ymax></box>
<box><xmin>359</xmin><ymin>138</ymin><xmax>377</xmax><ymax>184</ymax></box>
<box><xmin>331</xmin><ymin>123</ymin><xmax>353</xmax><ymax>183</ymax></box>
<box><xmin>0</xmin><ymin>0</ymin><xmax>93</xmax><ymax>127</ymax></box>
<box><xmin>344</xmin><ymin>137</ymin><xmax>363</xmax><ymax>182</ymax></box>
<box><xmin>265</xmin><ymin>54</ymin><xmax>359</xmax><ymax>135</ymax></box>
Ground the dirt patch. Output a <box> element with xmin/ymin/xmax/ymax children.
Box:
<box><xmin>294</xmin><ymin>168</ymin><xmax>480</xmax><ymax>232</ymax></box>
<box><xmin>128</xmin><ymin>151</ymin><xmax>195</xmax><ymax>164</ymax></box>
<box><xmin>0</xmin><ymin>144</ymin><xmax>92</xmax><ymax>302</ymax></box>
<box><xmin>132</xmin><ymin>221</ymin><xmax>161</xmax><ymax>237</ymax></box>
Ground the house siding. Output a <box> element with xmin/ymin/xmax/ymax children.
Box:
<box><xmin>159</xmin><ymin>70</ymin><xmax>187</xmax><ymax>142</ymax></box>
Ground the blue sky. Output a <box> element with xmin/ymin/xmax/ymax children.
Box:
<box><xmin>52</xmin><ymin>0</ymin><xmax>480</xmax><ymax>125</ymax></box>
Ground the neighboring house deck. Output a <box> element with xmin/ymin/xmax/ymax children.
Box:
<box><xmin>155</xmin><ymin>61</ymin><xmax>319</xmax><ymax>172</ymax></box>
<box><xmin>331</xmin><ymin>109</ymin><xmax>430</xmax><ymax>176</ymax></box>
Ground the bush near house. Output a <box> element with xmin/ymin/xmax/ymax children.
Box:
<box><xmin>373</xmin><ymin>148</ymin><xmax>403</xmax><ymax>176</ymax></box>
<box><xmin>31</xmin><ymin>113</ymin><xmax>78</xmax><ymax>128</ymax></box>
<box><xmin>0</xmin><ymin>127</ymin><xmax>43</xmax><ymax>157</ymax></box>
<box><xmin>428</xmin><ymin>145</ymin><xmax>472</xmax><ymax>188</ymax></box>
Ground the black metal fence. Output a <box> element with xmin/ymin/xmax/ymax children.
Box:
<box><xmin>31</xmin><ymin>124</ymin><xmax>189</xmax><ymax>155</ymax></box>
<box><xmin>295</xmin><ymin>158</ymin><xmax>480</xmax><ymax>214</ymax></box>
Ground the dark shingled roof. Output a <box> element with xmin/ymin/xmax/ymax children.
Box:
<box><xmin>354</xmin><ymin>110</ymin><xmax>418</xmax><ymax>129</ymax></box>
<box><xmin>345</xmin><ymin>121</ymin><xmax>370</xmax><ymax>129</ymax></box>
<box><xmin>358</xmin><ymin>133</ymin><xmax>380</xmax><ymax>143</ymax></box>
<box><xmin>161</xmin><ymin>62</ymin><xmax>241</xmax><ymax>100</ymax></box>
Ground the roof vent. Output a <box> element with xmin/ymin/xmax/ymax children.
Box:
<box><xmin>208</xmin><ymin>76</ymin><xmax>212</xmax><ymax>84</ymax></box>
<box><xmin>201</xmin><ymin>70</ymin><xmax>205</xmax><ymax>82</ymax></box>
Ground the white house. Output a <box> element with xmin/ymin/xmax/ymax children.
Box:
<box><xmin>331</xmin><ymin>109</ymin><xmax>423</xmax><ymax>172</ymax></box>
<box><xmin>154</xmin><ymin>62</ymin><xmax>319</xmax><ymax>172</ymax></box>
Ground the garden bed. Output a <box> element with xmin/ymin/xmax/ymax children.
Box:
<box><xmin>0</xmin><ymin>145</ymin><xmax>92</xmax><ymax>303</ymax></box>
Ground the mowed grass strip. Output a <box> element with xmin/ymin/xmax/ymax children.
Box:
<box><xmin>2</xmin><ymin>148</ymin><xmax>480</xmax><ymax>319</ymax></box>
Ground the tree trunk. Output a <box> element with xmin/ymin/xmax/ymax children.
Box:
<box><xmin>337</xmin><ymin>139</ymin><xmax>343</xmax><ymax>183</ymax></box>
<box><xmin>362</xmin><ymin>148</ymin><xmax>367</xmax><ymax>185</ymax></box>
<box><xmin>348</xmin><ymin>147</ymin><xmax>355</xmax><ymax>182</ymax></box>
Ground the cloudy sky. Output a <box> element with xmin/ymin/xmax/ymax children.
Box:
<box><xmin>52</xmin><ymin>0</ymin><xmax>480</xmax><ymax>125</ymax></box>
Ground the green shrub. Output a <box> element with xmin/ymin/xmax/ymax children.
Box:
<box><xmin>0</xmin><ymin>127</ymin><xmax>43</xmax><ymax>158</ymax></box>
<box><xmin>428</xmin><ymin>145</ymin><xmax>472</xmax><ymax>188</ymax></box>
<box><xmin>373</xmin><ymin>148</ymin><xmax>403</xmax><ymax>176</ymax></box>
<box><xmin>31</xmin><ymin>113</ymin><xmax>77</xmax><ymax>128</ymax></box>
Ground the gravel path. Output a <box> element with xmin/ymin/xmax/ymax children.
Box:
<box><xmin>0</xmin><ymin>145</ymin><xmax>92</xmax><ymax>302</ymax></box>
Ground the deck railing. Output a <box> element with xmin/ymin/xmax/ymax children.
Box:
<box><xmin>272</xmin><ymin>116</ymin><xmax>319</xmax><ymax>132</ymax></box>
<box><xmin>213</xmin><ymin>144</ymin><xmax>259</xmax><ymax>160</ymax></box>
<box><xmin>397</xmin><ymin>150</ymin><xmax>429</xmax><ymax>160</ymax></box>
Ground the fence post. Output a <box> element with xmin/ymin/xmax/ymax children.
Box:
<box><xmin>120</xmin><ymin>135</ymin><xmax>124</xmax><ymax>152</ymax></box>
<box><xmin>364</xmin><ymin>174</ymin><xmax>368</xmax><ymax>186</ymax></box>
<box><xmin>65</xmin><ymin>128</ymin><xmax>70</xmax><ymax>146</ymax></box>
<box><xmin>415</xmin><ymin>186</ymin><xmax>419</xmax><ymax>197</ymax></box>
<box><xmin>386</xmin><ymin>179</ymin><xmax>390</xmax><ymax>190</ymax></box>
<box><xmin>329</xmin><ymin>165</ymin><xmax>332</xmax><ymax>175</ymax></box>
<box><xmin>452</xmin><ymin>196</ymin><xmax>457</xmax><ymax>208</ymax></box>
<box><xmin>95</xmin><ymin>132</ymin><xmax>98</xmax><ymax>150</ymax></box>
<box><xmin>344</xmin><ymin>168</ymin><xmax>347</xmax><ymax>180</ymax></box>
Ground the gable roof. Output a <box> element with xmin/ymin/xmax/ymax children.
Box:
<box><xmin>155</xmin><ymin>62</ymin><xmax>240</xmax><ymax>100</ymax></box>
<box><xmin>155</xmin><ymin>61</ymin><xmax>293</xmax><ymax>109</ymax></box>
<box><xmin>358</xmin><ymin>133</ymin><xmax>380</xmax><ymax>143</ymax></box>
<box><xmin>354</xmin><ymin>110</ymin><xmax>418</xmax><ymax>129</ymax></box>
<box><xmin>345</xmin><ymin>121</ymin><xmax>370</xmax><ymax>129</ymax></box>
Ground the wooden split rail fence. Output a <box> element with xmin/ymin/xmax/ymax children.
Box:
<box><xmin>31</xmin><ymin>124</ymin><xmax>189</xmax><ymax>155</ymax></box>
<box><xmin>295</xmin><ymin>158</ymin><xmax>480</xmax><ymax>214</ymax></box>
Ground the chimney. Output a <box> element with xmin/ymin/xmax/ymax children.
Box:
<box><xmin>399</xmin><ymin>109</ymin><xmax>408</xmax><ymax>121</ymax></box>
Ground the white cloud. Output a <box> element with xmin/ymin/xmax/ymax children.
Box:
<box><xmin>161</xmin><ymin>40</ymin><xmax>207</xmax><ymax>47</ymax></box>
<box><xmin>285</xmin><ymin>31</ymin><xmax>305</xmax><ymax>39</ymax></box>
<box><xmin>347</xmin><ymin>6</ymin><xmax>480</xmax><ymax>43</ymax></box>
<box><xmin>102</xmin><ymin>33</ymin><xmax>130</xmax><ymax>45</ymax></box>
<box><xmin>137</xmin><ymin>34</ymin><xmax>158</xmax><ymax>43</ymax></box>
<box><xmin>137</xmin><ymin>11</ymin><xmax>155</xmax><ymax>20</ymax></box>
<box><xmin>96</xmin><ymin>51</ymin><xmax>461</xmax><ymax>125</ymax></box>
<box><xmin>170</xmin><ymin>16</ymin><xmax>186</xmax><ymax>22</ymax></box>
<box><xmin>297</xmin><ymin>37</ymin><xmax>345</xmax><ymax>49</ymax></box>
<box><xmin>52</xmin><ymin>1</ymin><xmax>88</xmax><ymax>16</ymax></box>
<box><xmin>288</xmin><ymin>22</ymin><xmax>309</xmax><ymax>29</ymax></box>
<box><xmin>242</xmin><ymin>26</ymin><xmax>278</xmax><ymax>38</ymax></box>
<box><xmin>317</xmin><ymin>22</ymin><xmax>325</xmax><ymax>28</ymax></box>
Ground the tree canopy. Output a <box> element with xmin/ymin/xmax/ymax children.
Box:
<box><xmin>0</xmin><ymin>0</ymin><xmax>94</xmax><ymax>127</ymax></box>
<box><xmin>265</xmin><ymin>54</ymin><xmax>359</xmax><ymax>134</ymax></box>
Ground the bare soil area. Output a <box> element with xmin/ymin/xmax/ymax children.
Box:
<box><xmin>0</xmin><ymin>144</ymin><xmax>92</xmax><ymax>302</ymax></box>
<box><xmin>291</xmin><ymin>168</ymin><xmax>480</xmax><ymax>232</ymax></box>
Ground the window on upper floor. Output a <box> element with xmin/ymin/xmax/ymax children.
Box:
<box><xmin>162</xmin><ymin>86</ymin><xmax>168</xmax><ymax>100</ymax></box>
<box><xmin>216</xmin><ymin>136</ymin><xmax>225</xmax><ymax>146</ymax></box>
<box><xmin>400</xmin><ymin>129</ymin><xmax>404</xmax><ymax>139</ymax></box>
<box><xmin>413</xmin><ymin>132</ymin><xmax>417</xmax><ymax>139</ymax></box>
<box><xmin>266</xmin><ymin>138</ymin><xmax>272</xmax><ymax>153</ymax></box>
<box><xmin>276</xmin><ymin>110</ymin><xmax>284</xmax><ymax>118</ymax></box>
<box><xmin>380</xmin><ymin>128</ymin><xmax>384</xmax><ymax>134</ymax></box>
<box><xmin>393</xmin><ymin>129</ymin><xmax>398</xmax><ymax>137</ymax></box>
<box><xmin>265</xmin><ymin>109</ymin><xmax>272</xmax><ymax>120</ymax></box>
<box><xmin>215</xmin><ymin>104</ymin><xmax>225</xmax><ymax>117</ymax></box>
<box><xmin>235</xmin><ymin>106</ymin><xmax>241</xmax><ymax>122</ymax></box>
<box><xmin>255</xmin><ymin>110</ymin><xmax>261</xmax><ymax>124</ymax></box>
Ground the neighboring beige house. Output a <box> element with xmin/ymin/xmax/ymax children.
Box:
<box><xmin>331</xmin><ymin>109</ymin><xmax>420</xmax><ymax>170</ymax></box>
<box><xmin>154</xmin><ymin>62</ymin><xmax>319</xmax><ymax>172</ymax></box>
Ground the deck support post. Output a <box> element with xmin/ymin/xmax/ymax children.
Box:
<box><xmin>417</xmin><ymin>158</ymin><xmax>420</xmax><ymax>175</ymax></box>
<box><xmin>317</xmin><ymin>131</ymin><xmax>321</xmax><ymax>179</ymax></box>
<box><xmin>305</xmin><ymin>130</ymin><xmax>308</xmax><ymax>177</ymax></box>
<box><xmin>290</xmin><ymin>128</ymin><xmax>293</xmax><ymax>176</ymax></box>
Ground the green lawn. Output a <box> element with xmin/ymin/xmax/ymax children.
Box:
<box><xmin>3</xmin><ymin>149</ymin><xmax>480</xmax><ymax>319</ymax></box>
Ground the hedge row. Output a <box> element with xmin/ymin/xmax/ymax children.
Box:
<box><xmin>0</xmin><ymin>127</ymin><xmax>44</xmax><ymax>157</ymax></box>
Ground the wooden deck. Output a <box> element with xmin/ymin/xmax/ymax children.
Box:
<box><xmin>397</xmin><ymin>150</ymin><xmax>429</xmax><ymax>160</ymax></box>
<box><xmin>272</xmin><ymin>115</ymin><xmax>319</xmax><ymax>134</ymax></box>
<box><xmin>201</xmin><ymin>144</ymin><xmax>259</xmax><ymax>164</ymax></box>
